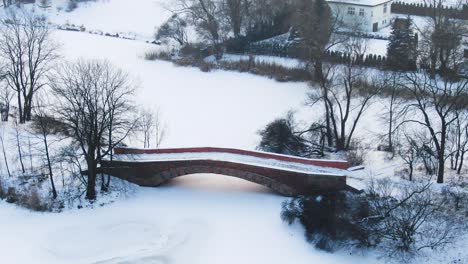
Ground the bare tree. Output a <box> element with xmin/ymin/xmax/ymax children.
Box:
<box><xmin>0</xmin><ymin>68</ymin><xmax>13</xmax><ymax>121</ymax></box>
<box><xmin>222</xmin><ymin>0</ymin><xmax>247</xmax><ymax>38</ymax></box>
<box><xmin>2</xmin><ymin>0</ymin><xmax>13</xmax><ymax>8</ymax></box>
<box><xmin>139</xmin><ymin>107</ymin><xmax>166</xmax><ymax>149</ymax></box>
<box><xmin>448</xmin><ymin>110</ymin><xmax>468</xmax><ymax>174</ymax></box>
<box><xmin>398</xmin><ymin>133</ymin><xmax>421</xmax><ymax>181</ymax></box>
<box><xmin>418</xmin><ymin>0</ymin><xmax>467</xmax><ymax>77</ymax></box>
<box><xmin>309</xmin><ymin>37</ymin><xmax>381</xmax><ymax>150</ymax></box>
<box><xmin>13</xmin><ymin>119</ymin><xmax>25</xmax><ymax>174</ymax></box>
<box><xmin>30</xmin><ymin>101</ymin><xmax>58</xmax><ymax>199</ymax></box>
<box><xmin>0</xmin><ymin>10</ymin><xmax>59</xmax><ymax>123</ymax></box>
<box><xmin>0</xmin><ymin>122</ymin><xmax>11</xmax><ymax>177</ymax></box>
<box><xmin>398</xmin><ymin>71</ymin><xmax>468</xmax><ymax>183</ymax></box>
<box><xmin>172</xmin><ymin>0</ymin><xmax>225</xmax><ymax>59</ymax></box>
<box><xmin>156</xmin><ymin>14</ymin><xmax>188</xmax><ymax>45</ymax></box>
<box><xmin>366</xmin><ymin>178</ymin><xmax>460</xmax><ymax>254</ymax></box>
<box><xmin>379</xmin><ymin>72</ymin><xmax>405</xmax><ymax>154</ymax></box>
<box><xmin>293</xmin><ymin>0</ymin><xmax>348</xmax><ymax>146</ymax></box>
<box><xmin>51</xmin><ymin>60</ymin><xmax>138</xmax><ymax>200</ymax></box>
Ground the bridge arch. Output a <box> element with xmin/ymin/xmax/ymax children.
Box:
<box><xmin>149</xmin><ymin>165</ymin><xmax>298</xmax><ymax>195</ymax></box>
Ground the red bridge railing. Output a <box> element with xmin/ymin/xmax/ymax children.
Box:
<box><xmin>113</xmin><ymin>147</ymin><xmax>349</xmax><ymax>170</ymax></box>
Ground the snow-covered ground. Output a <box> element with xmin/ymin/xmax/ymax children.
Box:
<box><xmin>0</xmin><ymin>175</ymin><xmax>386</xmax><ymax>264</ymax></box>
<box><xmin>53</xmin><ymin>30</ymin><xmax>311</xmax><ymax>150</ymax></box>
<box><xmin>0</xmin><ymin>1</ymin><xmax>466</xmax><ymax>264</ymax></box>
<box><xmin>0</xmin><ymin>0</ymin><xmax>173</xmax><ymax>39</ymax></box>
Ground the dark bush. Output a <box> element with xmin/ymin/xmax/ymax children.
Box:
<box><xmin>281</xmin><ymin>193</ymin><xmax>374</xmax><ymax>251</ymax></box>
<box><xmin>31</xmin><ymin>114</ymin><xmax>69</xmax><ymax>136</ymax></box>
<box><xmin>0</xmin><ymin>178</ymin><xmax>5</xmax><ymax>199</ymax></box>
<box><xmin>66</xmin><ymin>0</ymin><xmax>78</xmax><ymax>12</ymax></box>
<box><xmin>6</xmin><ymin>187</ymin><xmax>18</xmax><ymax>203</ymax></box>
<box><xmin>219</xmin><ymin>59</ymin><xmax>311</xmax><ymax>82</ymax></box>
<box><xmin>179</xmin><ymin>44</ymin><xmax>210</xmax><ymax>61</ymax></box>
<box><xmin>258</xmin><ymin>116</ymin><xmax>309</xmax><ymax>156</ymax></box>
<box><xmin>224</xmin><ymin>37</ymin><xmax>249</xmax><ymax>53</ymax></box>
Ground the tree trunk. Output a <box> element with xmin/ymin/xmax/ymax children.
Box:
<box><xmin>314</xmin><ymin>60</ymin><xmax>324</xmax><ymax>83</ymax></box>
<box><xmin>44</xmin><ymin>137</ymin><xmax>57</xmax><ymax>199</ymax></box>
<box><xmin>408</xmin><ymin>162</ymin><xmax>413</xmax><ymax>181</ymax></box>
<box><xmin>23</xmin><ymin>101</ymin><xmax>32</xmax><ymax>122</ymax></box>
<box><xmin>15</xmin><ymin>125</ymin><xmax>25</xmax><ymax>174</ymax></box>
<box><xmin>100</xmin><ymin>174</ymin><xmax>108</xmax><ymax>192</ymax></box>
<box><xmin>430</xmin><ymin>49</ymin><xmax>437</xmax><ymax>78</ymax></box>
<box><xmin>17</xmin><ymin>90</ymin><xmax>24</xmax><ymax>124</ymax></box>
<box><xmin>437</xmin><ymin>156</ymin><xmax>444</xmax><ymax>183</ymax></box>
<box><xmin>324</xmin><ymin>100</ymin><xmax>333</xmax><ymax>147</ymax></box>
<box><xmin>457</xmin><ymin>151</ymin><xmax>465</xmax><ymax>174</ymax></box>
<box><xmin>86</xmin><ymin>157</ymin><xmax>97</xmax><ymax>200</ymax></box>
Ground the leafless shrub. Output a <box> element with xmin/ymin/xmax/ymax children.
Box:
<box><xmin>346</xmin><ymin>140</ymin><xmax>368</xmax><ymax>167</ymax></box>
<box><xmin>366</xmin><ymin>178</ymin><xmax>462</xmax><ymax>255</ymax></box>
<box><xmin>282</xmin><ymin>177</ymin><xmax>465</xmax><ymax>257</ymax></box>
<box><xmin>442</xmin><ymin>178</ymin><xmax>467</xmax><ymax>212</ymax></box>
<box><xmin>138</xmin><ymin>107</ymin><xmax>166</xmax><ymax>149</ymax></box>
<box><xmin>219</xmin><ymin>59</ymin><xmax>311</xmax><ymax>82</ymax></box>
<box><xmin>144</xmin><ymin>50</ymin><xmax>173</xmax><ymax>61</ymax></box>
<box><xmin>19</xmin><ymin>188</ymin><xmax>45</xmax><ymax>211</ymax></box>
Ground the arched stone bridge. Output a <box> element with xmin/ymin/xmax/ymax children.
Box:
<box><xmin>100</xmin><ymin>147</ymin><xmax>353</xmax><ymax>196</ymax></box>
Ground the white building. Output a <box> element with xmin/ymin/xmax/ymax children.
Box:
<box><xmin>326</xmin><ymin>0</ymin><xmax>393</xmax><ymax>32</ymax></box>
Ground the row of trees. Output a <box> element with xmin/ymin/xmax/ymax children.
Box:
<box><xmin>158</xmin><ymin>0</ymin><xmax>315</xmax><ymax>58</ymax></box>
<box><xmin>259</xmin><ymin>32</ymin><xmax>468</xmax><ymax>185</ymax></box>
<box><xmin>0</xmin><ymin>11</ymin><xmax>166</xmax><ymax>201</ymax></box>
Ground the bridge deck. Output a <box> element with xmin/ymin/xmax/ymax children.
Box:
<box><xmin>113</xmin><ymin>152</ymin><xmax>346</xmax><ymax>177</ymax></box>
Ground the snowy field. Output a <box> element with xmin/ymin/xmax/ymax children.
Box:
<box><xmin>0</xmin><ymin>27</ymin><xmax>460</xmax><ymax>264</ymax></box>
<box><xmin>0</xmin><ymin>1</ymin><xmax>466</xmax><ymax>264</ymax></box>
<box><xmin>10</xmin><ymin>0</ymin><xmax>173</xmax><ymax>38</ymax></box>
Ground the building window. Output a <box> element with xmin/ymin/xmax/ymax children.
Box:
<box><xmin>371</xmin><ymin>11</ymin><xmax>373</xmax><ymax>17</ymax></box>
<box><xmin>383</xmin><ymin>3</ymin><xmax>387</xmax><ymax>13</ymax></box>
<box><xmin>359</xmin><ymin>8</ymin><xmax>364</xmax><ymax>16</ymax></box>
<box><xmin>347</xmin><ymin>7</ymin><xmax>355</xmax><ymax>15</ymax></box>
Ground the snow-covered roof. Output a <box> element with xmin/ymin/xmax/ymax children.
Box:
<box><xmin>326</xmin><ymin>0</ymin><xmax>392</xmax><ymax>7</ymax></box>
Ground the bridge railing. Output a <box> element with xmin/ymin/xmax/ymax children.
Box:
<box><xmin>113</xmin><ymin>147</ymin><xmax>349</xmax><ymax>170</ymax></box>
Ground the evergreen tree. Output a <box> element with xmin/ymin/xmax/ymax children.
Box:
<box><xmin>386</xmin><ymin>17</ymin><xmax>417</xmax><ymax>71</ymax></box>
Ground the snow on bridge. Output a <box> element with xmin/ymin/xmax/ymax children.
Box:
<box><xmin>101</xmin><ymin>147</ymin><xmax>354</xmax><ymax>196</ymax></box>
